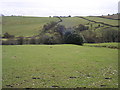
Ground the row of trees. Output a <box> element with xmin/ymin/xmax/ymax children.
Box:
<box><xmin>81</xmin><ymin>28</ymin><xmax>120</xmax><ymax>43</ymax></box>
<box><xmin>2</xmin><ymin>21</ymin><xmax>120</xmax><ymax>45</ymax></box>
<box><xmin>2</xmin><ymin>22</ymin><xmax>85</xmax><ymax>45</ymax></box>
<box><xmin>39</xmin><ymin>21</ymin><xmax>85</xmax><ymax>45</ymax></box>
<box><xmin>2</xmin><ymin>32</ymin><xmax>84</xmax><ymax>45</ymax></box>
<box><xmin>2</xmin><ymin>32</ymin><xmax>15</xmax><ymax>38</ymax></box>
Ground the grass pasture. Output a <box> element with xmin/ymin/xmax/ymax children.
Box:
<box><xmin>2</xmin><ymin>16</ymin><xmax>58</xmax><ymax>36</ymax></box>
<box><xmin>84</xmin><ymin>16</ymin><xmax>118</xmax><ymax>26</ymax></box>
<box><xmin>2</xmin><ymin>45</ymin><xmax>118</xmax><ymax>88</ymax></box>
<box><xmin>59</xmin><ymin>17</ymin><xmax>89</xmax><ymax>28</ymax></box>
<box><xmin>2</xmin><ymin>16</ymin><xmax>90</xmax><ymax>37</ymax></box>
<box><xmin>2</xmin><ymin>16</ymin><xmax>119</xmax><ymax>37</ymax></box>
<box><xmin>84</xmin><ymin>43</ymin><xmax>119</xmax><ymax>49</ymax></box>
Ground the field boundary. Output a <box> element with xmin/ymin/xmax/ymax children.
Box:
<box><xmin>97</xmin><ymin>16</ymin><xmax>120</xmax><ymax>20</ymax></box>
<box><xmin>79</xmin><ymin>17</ymin><xmax>119</xmax><ymax>28</ymax></box>
<box><xmin>84</xmin><ymin>43</ymin><xmax>119</xmax><ymax>49</ymax></box>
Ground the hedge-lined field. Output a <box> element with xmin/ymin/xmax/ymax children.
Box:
<box><xmin>2</xmin><ymin>16</ymin><xmax>119</xmax><ymax>37</ymax></box>
<box><xmin>84</xmin><ymin>42</ymin><xmax>119</xmax><ymax>49</ymax></box>
<box><xmin>83</xmin><ymin>16</ymin><xmax>118</xmax><ymax>26</ymax></box>
<box><xmin>2</xmin><ymin>16</ymin><xmax>58</xmax><ymax>36</ymax></box>
<box><xmin>2</xmin><ymin>16</ymin><xmax>89</xmax><ymax>37</ymax></box>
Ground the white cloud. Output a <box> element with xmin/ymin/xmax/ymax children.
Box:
<box><xmin>0</xmin><ymin>0</ymin><xmax>119</xmax><ymax>16</ymax></box>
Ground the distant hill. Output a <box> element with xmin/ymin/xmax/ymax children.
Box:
<box><xmin>2</xmin><ymin>16</ymin><xmax>58</xmax><ymax>36</ymax></box>
<box><xmin>99</xmin><ymin>14</ymin><xmax>119</xmax><ymax>20</ymax></box>
<box><xmin>2</xmin><ymin>15</ymin><xmax>119</xmax><ymax>37</ymax></box>
<box><xmin>2</xmin><ymin>16</ymin><xmax>89</xmax><ymax>36</ymax></box>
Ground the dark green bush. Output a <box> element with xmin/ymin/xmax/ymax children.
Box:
<box><xmin>64</xmin><ymin>30</ymin><xmax>84</xmax><ymax>45</ymax></box>
<box><xmin>3</xmin><ymin>32</ymin><xmax>14</xmax><ymax>38</ymax></box>
<box><xmin>29</xmin><ymin>38</ymin><xmax>36</xmax><ymax>44</ymax></box>
<box><xmin>42</xmin><ymin>21</ymin><xmax>57</xmax><ymax>31</ymax></box>
<box><xmin>75</xmin><ymin>24</ymin><xmax>89</xmax><ymax>32</ymax></box>
<box><xmin>17</xmin><ymin>36</ymin><xmax>24</xmax><ymax>45</ymax></box>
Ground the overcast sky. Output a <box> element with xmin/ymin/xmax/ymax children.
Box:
<box><xmin>0</xmin><ymin>0</ymin><xmax>119</xmax><ymax>17</ymax></box>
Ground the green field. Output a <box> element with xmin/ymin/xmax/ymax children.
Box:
<box><xmin>2</xmin><ymin>45</ymin><xmax>118</xmax><ymax>88</ymax></box>
<box><xmin>2</xmin><ymin>16</ymin><xmax>89</xmax><ymax>37</ymax></box>
<box><xmin>2</xmin><ymin>15</ymin><xmax>119</xmax><ymax>88</ymax></box>
<box><xmin>2</xmin><ymin>16</ymin><xmax>58</xmax><ymax>36</ymax></box>
<box><xmin>84</xmin><ymin>16</ymin><xmax>118</xmax><ymax>26</ymax></box>
<box><xmin>84</xmin><ymin>42</ymin><xmax>119</xmax><ymax>49</ymax></box>
<box><xmin>2</xmin><ymin>16</ymin><xmax>119</xmax><ymax>37</ymax></box>
<box><xmin>59</xmin><ymin>17</ymin><xmax>89</xmax><ymax>28</ymax></box>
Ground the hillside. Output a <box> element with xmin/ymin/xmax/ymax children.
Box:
<box><xmin>2</xmin><ymin>16</ymin><xmax>119</xmax><ymax>37</ymax></box>
<box><xmin>59</xmin><ymin>17</ymin><xmax>89</xmax><ymax>28</ymax></box>
<box><xmin>2</xmin><ymin>16</ymin><xmax>119</xmax><ymax>44</ymax></box>
<box><xmin>2</xmin><ymin>16</ymin><xmax>89</xmax><ymax>36</ymax></box>
<box><xmin>99</xmin><ymin>14</ymin><xmax>119</xmax><ymax>20</ymax></box>
<box><xmin>80</xmin><ymin>16</ymin><xmax>118</xmax><ymax>26</ymax></box>
<box><xmin>2</xmin><ymin>15</ymin><xmax>119</xmax><ymax>88</ymax></box>
<box><xmin>2</xmin><ymin>16</ymin><xmax>58</xmax><ymax>36</ymax></box>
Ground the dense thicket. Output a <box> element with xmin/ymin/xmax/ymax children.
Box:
<box><xmin>81</xmin><ymin>28</ymin><xmax>119</xmax><ymax>43</ymax></box>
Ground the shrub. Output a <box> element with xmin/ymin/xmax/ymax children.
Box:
<box><xmin>81</xmin><ymin>30</ymin><xmax>97</xmax><ymax>43</ymax></box>
<box><xmin>40</xmin><ymin>35</ymin><xmax>52</xmax><ymax>44</ymax></box>
<box><xmin>81</xmin><ymin>28</ymin><xmax>120</xmax><ymax>43</ymax></box>
<box><xmin>24</xmin><ymin>38</ymin><xmax>30</xmax><ymax>44</ymax></box>
<box><xmin>63</xmin><ymin>29</ymin><xmax>84</xmax><ymax>45</ymax></box>
<box><xmin>3</xmin><ymin>32</ymin><xmax>14</xmax><ymax>38</ymax></box>
<box><xmin>75</xmin><ymin>24</ymin><xmax>89</xmax><ymax>32</ymax></box>
<box><xmin>17</xmin><ymin>36</ymin><xmax>24</xmax><ymax>45</ymax></box>
<box><xmin>54</xmin><ymin>24</ymin><xmax>66</xmax><ymax>36</ymax></box>
<box><xmin>42</xmin><ymin>21</ymin><xmax>57</xmax><ymax>31</ymax></box>
<box><xmin>101</xmin><ymin>29</ymin><xmax>119</xmax><ymax>42</ymax></box>
<box><xmin>29</xmin><ymin>38</ymin><xmax>36</xmax><ymax>44</ymax></box>
<box><xmin>2</xmin><ymin>39</ymin><xmax>17</xmax><ymax>45</ymax></box>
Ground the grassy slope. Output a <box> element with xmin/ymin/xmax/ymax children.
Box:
<box><xmin>2</xmin><ymin>16</ymin><xmax>119</xmax><ymax>37</ymax></box>
<box><xmin>84</xmin><ymin>16</ymin><xmax>118</xmax><ymax>26</ymax></box>
<box><xmin>2</xmin><ymin>45</ymin><xmax>118</xmax><ymax>88</ymax></box>
<box><xmin>84</xmin><ymin>43</ymin><xmax>120</xmax><ymax>50</ymax></box>
<box><xmin>79</xmin><ymin>16</ymin><xmax>119</xmax><ymax>34</ymax></box>
<box><xmin>59</xmin><ymin>17</ymin><xmax>89</xmax><ymax>28</ymax></box>
<box><xmin>2</xmin><ymin>16</ymin><xmax>58</xmax><ymax>36</ymax></box>
<box><xmin>102</xmin><ymin>14</ymin><xmax>119</xmax><ymax>19</ymax></box>
<box><xmin>2</xmin><ymin>16</ymin><xmax>89</xmax><ymax>37</ymax></box>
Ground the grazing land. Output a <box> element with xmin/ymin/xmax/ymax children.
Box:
<box><xmin>2</xmin><ymin>16</ymin><xmax>119</xmax><ymax>37</ymax></box>
<box><xmin>2</xmin><ymin>16</ymin><xmax>89</xmax><ymax>37</ymax></box>
<box><xmin>2</xmin><ymin>16</ymin><xmax>58</xmax><ymax>36</ymax></box>
<box><xmin>2</xmin><ymin>15</ymin><xmax>119</xmax><ymax>88</ymax></box>
<box><xmin>84</xmin><ymin>42</ymin><xmax>119</xmax><ymax>49</ymax></box>
<box><xmin>83</xmin><ymin>16</ymin><xmax>118</xmax><ymax>26</ymax></box>
<box><xmin>59</xmin><ymin>17</ymin><xmax>89</xmax><ymax>28</ymax></box>
<box><xmin>99</xmin><ymin>14</ymin><xmax>119</xmax><ymax>20</ymax></box>
<box><xmin>2</xmin><ymin>45</ymin><xmax>118</xmax><ymax>88</ymax></box>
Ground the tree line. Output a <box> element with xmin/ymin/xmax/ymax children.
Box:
<box><xmin>2</xmin><ymin>21</ymin><xmax>120</xmax><ymax>45</ymax></box>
